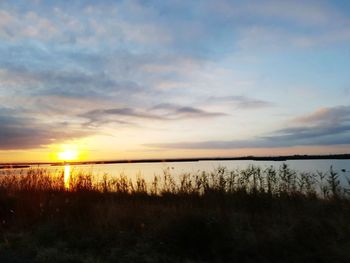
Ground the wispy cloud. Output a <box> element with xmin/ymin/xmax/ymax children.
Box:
<box><xmin>293</xmin><ymin>106</ymin><xmax>350</xmax><ymax>126</ymax></box>
<box><xmin>80</xmin><ymin>104</ymin><xmax>227</xmax><ymax>126</ymax></box>
<box><xmin>208</xmin><ymin>96</ymin><xmax>273</xmax><ymax>109</ymax></box>
<box><xmin>209</xmin><ymin>0</ymin><xmax>350</xmax><ymax>50</ymax></box>
<box><xmin>150</xmin><ymin>103</ymin><xmax>227</xmax><ymax>118</ymax></box>
<box><xmin>0</xmin><ymin>108</ymin><xmax>91</xmax><ymax>150</ymax></box>
<box><xmin>0</xmin><ymin>67</ymin><xmax>140</xmax><ymax>99</ymax></box>
<box><xmin>146</xmin><ymin>105</ymin><xmax>350</xmax><ymax>149</ymax></box>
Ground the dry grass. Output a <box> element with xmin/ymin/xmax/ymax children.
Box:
<box><xmin>1</xmin><ymin>164</ymin><xmax>349</xmax><ymax>199</ymax></box>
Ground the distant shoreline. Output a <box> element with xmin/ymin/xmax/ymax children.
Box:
<box><xmin>1</xmin><ymin>154</ymin><xmax>349</xmax><ymax>168</ymax></box>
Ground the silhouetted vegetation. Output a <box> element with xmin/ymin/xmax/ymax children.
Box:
<box><xmin>1</xmin><ymin>164</ymin><xmax>350</xmax><ymax>262</ymax></box>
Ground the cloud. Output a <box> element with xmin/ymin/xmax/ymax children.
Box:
<box><xmin>151</xmin><ymin>103</ymin><xmax>227</xmax><ymax>118</ymax></box>
<box><xmin>80</xmin><ymin>108</ymin><xmax>166</xmax><ymax>126</ymax></box>
<box><xmin>0</xmin><ymin>3</ymin><xmax>171</xmax><ymax>47</ymax></box>
<box><xmin>0</xmin><ymin>0</ymin><xmax>349</xmax><ymax>155</ymax></box>
<box><xmin>146</xmin><ymin>128</ymin><xmax>350</xmax><ymax>149</ymax></box>
<box><xmin>0</xmin><ymin>41</ymin><xmax>205</xmax><ymax>104</ymax></box>
<box><xmin>0</xmin><ymin>108</ymin><xmax>91</xmax><ymax>150</ymax></box>
<box><xmin>2</xmin><ymin>68</ymin><xmax>114</xmax><ymax>96</ymax></box>
<box><xmin>207</xmin><ymin>0</ymin><xmax>350</xmax><ymax>50</ymax></box>
<box><xmin>146</xmin><ymin>105</ymin><xmax>350</xmax><ymax>149</ymax></box>
<box><xmin>0</xmin><ymin>42</ymin><xmax>179</xmax><ymax>120</ymax></box>
<box><xmin>293</xmin><ymin>106</ymin><xmax>350</xmax><ymax>125</ymax></box>
<box><xmin>237</xmin><ymin>25</ymin><xmax>350</xmax><ymax>50</ymax></box>
<box><xmin>0</xmin><ymin>10</ymin><xmax>60</xmax><ymax>41</ymax></box>
<box><xmin>208</xmin><ymin>96</ymin><xmax>273</xmax><ymax>109</ymax></box>
<box><xmin>238</xmin><ymin>0</ymin><xmax>342</xmax><ymax>26</ymax></box>
<box><xmin>32</xmin><ymin>71</ymin><xmax>142</xmax><ymax>99</ymax></box>
<box><xmin>80</xmin><ymin>104</ymin><xmax>227</xmax><ymax>126</ymax></box>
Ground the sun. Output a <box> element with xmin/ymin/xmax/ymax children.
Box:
<box><xmin>58</xmin><ymin>150</ymin><xmax>78</xmax><ymax>161</ymax></box>
<box><xmin>58</xmin><ymin>145</ymin><xmax>79</xmax><ymax>162</ymax></box>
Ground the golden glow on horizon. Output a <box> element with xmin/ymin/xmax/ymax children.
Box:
<box><xmin>0</xmin><ymin>143</ymin><xmax>349</xmax><ymax>163</ymax></box>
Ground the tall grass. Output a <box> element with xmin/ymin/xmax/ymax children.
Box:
<box><xmin>1</xmin><ymin>164</ymin><xmax>348</xmax><ymax>199</ymax></box>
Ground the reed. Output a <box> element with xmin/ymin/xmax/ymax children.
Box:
<box><xmin>1</xmin><ymin>164</ymin><xmax>350</xmax><ymax>199</ymax></box>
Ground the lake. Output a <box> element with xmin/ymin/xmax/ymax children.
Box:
<box><xmin>26</xmin><ymin>159</ymin><xmax>350</xmax><ymax>185</ymax></box>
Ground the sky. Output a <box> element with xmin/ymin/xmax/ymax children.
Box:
<box><xmin>0</xmin><ymin>0</ymin><xmax>350</xmax><ymax>162</ymax></box>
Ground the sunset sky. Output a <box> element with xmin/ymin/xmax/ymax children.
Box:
<box><xmin>1</xmin><ymin>0</ymin><xmax>350</xmax><ymax>162</ymax></box>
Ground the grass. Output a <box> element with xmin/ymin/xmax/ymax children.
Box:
<box><xmin>1</xmin><ymin>164</ymin><xmax>350</xmax><ymax>262</ymax></box>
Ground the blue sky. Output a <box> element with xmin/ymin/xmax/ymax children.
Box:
<box><xmin>0</xmin><ymin>0</ymin><xmax>349</xmax><ymax>161</ymax></box>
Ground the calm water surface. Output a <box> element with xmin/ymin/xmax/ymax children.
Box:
<box><xmin>2</xmin><ymin>159</ymin><xmax>349</xmax><ymax>188</ymax></box>
<box><xmin>37</xmin><ymin>159</ymin><xmax>350</xmax><ymax>185</ymax></box>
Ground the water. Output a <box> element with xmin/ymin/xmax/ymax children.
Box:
<box><xmin>2</xmin><ymin>159</ymin><xmax>349</xmax><ymax>181</ymax></box>
<box><xmin>32</xmin><ymin>159</ymin><xmax>350</xmax><ymax>184</ymax></box>
<box><xmin>1</xmin><ymin>159</ymin><xmax>349</xmax><ymax>190</ymax></box>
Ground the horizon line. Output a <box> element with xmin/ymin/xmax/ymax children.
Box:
<box><xmin>1</xmin><ymin>153</ymin><xmax>350</xmax><ymax>167</ymax></box>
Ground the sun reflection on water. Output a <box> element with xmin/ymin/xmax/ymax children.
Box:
<box><xmin>64</xmin><ymin>165</ymin><xmax>71</xmax><ymax>189</ymax></box>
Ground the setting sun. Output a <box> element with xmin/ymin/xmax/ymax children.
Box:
<box><xmin>58</xmin><ymin>146</ymin><xmax>79</xmax><ymax>162</ymax></box>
